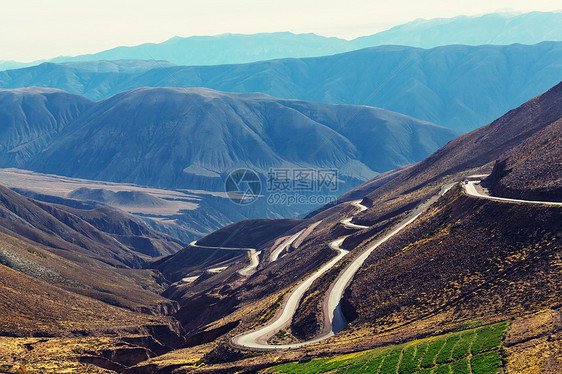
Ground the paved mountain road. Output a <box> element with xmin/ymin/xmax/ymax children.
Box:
<box><xmin>189</xmin><ymin>241</ymin><xmax>261</xmax><ymax>276</ymax></box>
<box><xmin>232</xmin><ymin>185</ymin><xmax>455</xmax><ymax>350</ymax></box>
<box><xmin>464</xmin><ymin>180</ymin><xmax>562</xmax><ymax>206</ymax></box>
<box><xmin>231</xmin><ymin>179</ymin><xmax>560</xmax><ymax>351</ymax></box>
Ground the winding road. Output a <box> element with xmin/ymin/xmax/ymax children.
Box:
<box><xmin>463</xmin><ymin>180</ymin><xmax>562</xmax><ymax>206</ymax></box>
<box><xmin>189</xmin><ymin>241</ymin><xmax>261</xmax><ymax>276</ymax></box>
<box><xmin>232</xmin><ymin>200</ymin><xmax>371</xmax><ymax>349</ymax></box>
<box><xmin>270</xmin><ymin>230</ymin><xmax>305</xmax><ymax>262</ymax></box>
<box><xmin>232</xmin><ymin>186</ymin><xmax>455</xmax><ymax>350</ymax></box>
<box><xmin>232</xmin><ymin>179</ymin><xmax>560</xmax><ymax>350</ymax></box>
<box><xmin>340</xmin><ymin>200</ymin><xmax>370</xmax><ymax>229</ymax></box>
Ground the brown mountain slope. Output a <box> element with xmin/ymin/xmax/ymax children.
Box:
<box><xmin>37</xmin><ymin>203</ymin><xmax>183</xmax><ymax>257</ymax></box>
<box><xmin>286</xmin><ymin>81</ymin><xmax>562</xmax><ymax>343</ymax></box>
<box><xmin>346</xmin><ymin>186</ymin><xmax>561</xmax><ymax>334</ymax></box>
<box><xmin>0</xmin><ymin>261</ymin><xmax>170</xmax><ymax>337</ymax></box>
<box><xmin>0</xmin><ymin>217</ymin><xmax>174</xmax><ymax>313</ymax></box>
<box><xmin>347</xmin><ymin>80</ymin><xmax>562</xmax><ymax>226</ymax></box>
<box><xmin>0</xmin><ymin>184</ymin><xmax>187</xmax><ymax>314</ymax></box>
<box><xmin>196</xmin><ymin>219</ymin><xmax>300</xmax><ymax>249</ymax></box>
<box><xmin>484</xmin><ymin>118</ymin><xmax>562</xmax><ymax>201</ymax></box>
<box><xmin>0</xmin><ymin>185</ymin><xmax>190</xmax><ymax>370</ymax></box>
<box><xmin>0</xmin><ymin>184</ymin><xmax>181</xmax><ymax>267</ymax></box>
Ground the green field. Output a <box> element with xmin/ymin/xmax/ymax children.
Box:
<box><xmin>268</xmin><ymin>321</ymin><xmax>509</xmax><ymax>374</ymax></box>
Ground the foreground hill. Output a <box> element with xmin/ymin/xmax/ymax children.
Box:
<box><xmin>2</xmin><ymin>43</ymin><xmax>561</xmax><ymax>132</ymax></box>
<box><xmin>484</xmin><ymin>117</ymin><xmax>561</xmax><ymax>202</ymax></box>
<box><xmin>0</xmin><ymin>183</ymin><xmax>183</xmax><ymax>317</ymax></box>
<box><xmin>0</xmin><ymin>184</ymin><xmax>189</xmax><ymax>367</ymax></box>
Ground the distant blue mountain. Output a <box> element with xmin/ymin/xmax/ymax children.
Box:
<box><xmin>26</xmin><ymin>87</ymin><xmax>455</xmax><ymax>188</ymax></box>
<box><xmin>1</xmin><ymin>11</ymin><xmax>560</xmax><ymax>71</ymax></box>
<box><xmin>351</xmin><ymin>11</ymin><xmax>562</xmax><ymax>49</ymax></box>
<box><xmin>2</xmin><ymin>42</ymin><xmax>560</xmax><ymax>132</ymax></box>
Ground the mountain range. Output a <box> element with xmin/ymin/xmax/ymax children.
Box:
<box><xmin>0</xmin><ymin>9</ymin><xmax>561</xmax><ymax>373</ymax></box>
<box><xmin>0</xmin><ymin>81</ymin><xmax>560</xmax><ymax>373</ymax></box>
<box><xmin>2</xmin><ymin>42</ymin><xmax>561</xmax><ymax>133</ymax></box>
<box><xmin>1</xmin><ymin>11</ymin><xmax>560</xmax><ymax>70</ymax></box>
<box><xmin>26</xmin><ymin>87</ymin><xmax>455</xmax><ymax>187</ymax></box>
<box><xmin>0</xmin><ymin>86</ymin><xmax>456</xmax><ymax>240</ymax></box>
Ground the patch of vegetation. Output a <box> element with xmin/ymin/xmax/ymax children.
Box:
<box><xmin>450</xmin><ymin>357</ymin><xmax>470</xmax><ymax>374</ymax></box>
<box><xmin>471</xmin><ymin>351</ymin><xmax>501</xmax><ymax>374</ymax></box>
<box><xmin>268</xmin><ymin>321</ymin><xmax>509</xmax><ymax>374</ymax></box>
<box><xmin>380</xmin><ymin>349</ymin><xmax>402</xmax><ymax>373</ymax></box>
<box><xmin>398</xmin><ymin>345</ymin><xmax>419</xmax><ymax>374</ymax></box>
<box><xmin>451</xmin><ymin>332</ymin><xmax>476</xmax><ymax>360</ymax></box>
<box><xmin>435</xmin><ymin>335</ymin><xmax>461</xmax><ymax>364</ymax></box>
<box><xmin>420</xmin><ymin>339</ymin><xmax>447</xmax><ymax>367</ymax></box>
<box><xmin>26</xmin><ymin>248</ymin><xmax>46</xmax><ymax>258</ymax></box>
<box><xmin>434</xmin><ymin>364</ymin><xmax>451</xmax><ymax>374</ymax></box>
<box><xmin>470</xmin><ymin>321</ymin><xmax>508</xmax><ymax>355</ymax></box>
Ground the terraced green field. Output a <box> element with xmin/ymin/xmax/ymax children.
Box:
<box><xmin>268</xmin><ymin>321</ymin><xmax>508</xmax><ymax>374</ymax></box>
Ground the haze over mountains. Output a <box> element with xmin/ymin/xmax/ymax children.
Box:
<box><xmin>351</xmin><ymin>11</ymin><xmax>562</xmax><ymax>49</ymax></box>
<box><xmin>0</xmin><ymin>86</ymin><xmax>455</xmax><ymax>239</ymax></box>
<box><xmin>2</xmin><ymin>42</ymin><xmax>560</xmax><ymax>132</ymax></box>
<box><xmin>1</xmin><ymin>11</ymin><xmax>560</xmax><ymax>70</ymax></box>
<box><xmin>0</xmin><ymin>7</ymin><xmax>561</xmax><ymax>372</ymax></box>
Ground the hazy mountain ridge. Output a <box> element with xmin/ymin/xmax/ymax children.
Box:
<box><xmin>2</xmin><ymin>11</ymin><xmax>560</xmax><ymax>71</ymax></box>
<box><xmin>1</xmin><ymin>42</ymin><xmax>560</xmax><ymax>132</ymax></box>
<box><xmin>352</xmin><ymin>11</ymin><xmax>562</xmax><ymax>49</ymax></box>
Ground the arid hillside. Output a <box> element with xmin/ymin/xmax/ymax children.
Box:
<box><xmin>484</xmin><ymin>118</ymin><xmax>562</xmax><ymax>202</ymax></box>
<box><xmin>118</xmin><ymin>82</ymin><xmax>562</xmax><ymax>373</ymax></box>
<box><xmin>351</xmin><ymin>80</ymin><xmax>562</xmax><ymax>227</ymax></box>
<box><xmin>0</xmin><ymin>184</ymin><xmax>194</xmax><ymax>371</ymax></box>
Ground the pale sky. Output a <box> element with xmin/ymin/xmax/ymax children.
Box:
<box><xmin>1</xmin><ymin>0</ymin><xmax>561</xmax><ymax>62</ymax></box>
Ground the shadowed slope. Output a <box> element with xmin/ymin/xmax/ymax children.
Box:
<box><xmin>0</xmin><ymin>87</ymin><xmax>93</xmax><ymax>166</ymax></box>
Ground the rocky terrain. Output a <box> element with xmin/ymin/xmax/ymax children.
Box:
<box><xmin>484</xmin><ymin>117</ymin><xmax>562</xmax><ymax>202</ymax></box>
